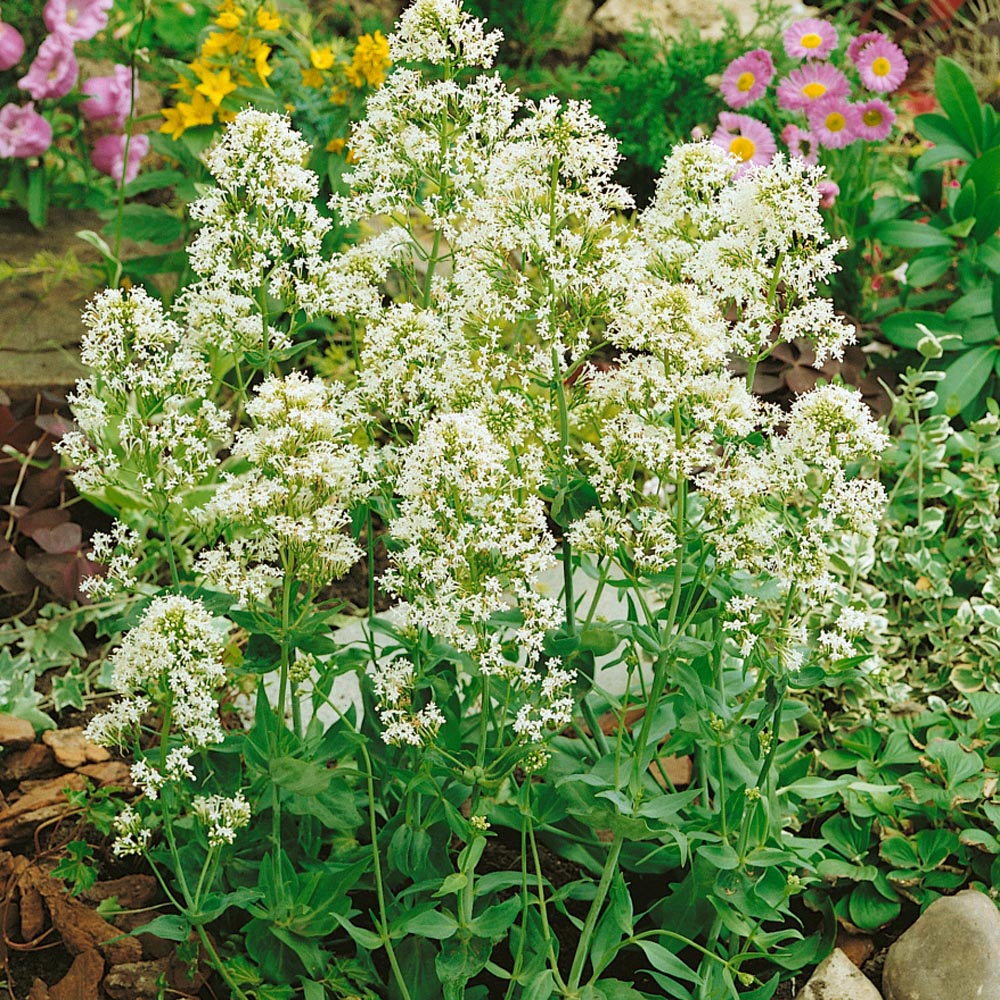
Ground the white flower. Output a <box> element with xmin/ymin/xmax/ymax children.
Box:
<box><xmin>192</xmin><ymin>792</ymin><xmax>251</xmax><ymax>847</ymax></box>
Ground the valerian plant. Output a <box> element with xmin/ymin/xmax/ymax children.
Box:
<box><xmin>58</xmin><ymin>2</ymin><xmax>890</xmax><ymax>998</ymax></box>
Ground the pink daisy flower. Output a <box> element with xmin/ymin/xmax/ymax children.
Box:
<box><xmin>808</xmin><ymin>97</ymin><xmax>860</xmax><ymax>149</ymax></box>
<box><xmin>781</xmin><ymin>123</ymin><xmax>818</xmax><ymax>164</ymax></box>
<box><xmin>711</xmin><ymin>112</ymin><xmax>776</xmax><ymax>176</ymax></box>
<box><xmin>847</xmin><ymin>31</ymin><xmax>883</xmax><ymax>64</ymax></box>
<box><xmin>856</xmin><ymin>37</ymin><xmax>908</xmax><ymax>93</ymax></box>
<box><xmin>720</xmin><ymin>49</ymin><xmax>774</xmax><ymax>109</ymax></box>
<box><xmin>855</xmin><ymin>98</ymin><xmax>896</xmax><ymax>141</ymax></box>
<box><xmin>776</xmin><ymin>62</ymin><xmax>850</xmax><ymax>112</ymax></box>
<box><xmin>783</xmin><ymin>18</ymin><xmax>838</xmax><ymax>60</ymax></box>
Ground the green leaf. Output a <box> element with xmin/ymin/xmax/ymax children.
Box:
<box><xmin>964</xmin><ymin>147</ymin><xmax>1000</xmax><ymax>205</ymax></box>
<box><xmin>934</xmin><ymin>345</ymin><xmax>998</xmax><ymax>415</ymax></box>
<box><xmin>946</xmin><ymin>286</ymin><xmax>992</xmax><ymax>320</ymax></box>
<box><xmin>873</xmin><ymin>220</ymin><xmax>955</xmax><ymax>250</ymax></box>
<box><xmin>27</xmin><ymin>166</ymin><xmax>48</xmax><ymax>230</ymax></box>
<box><xmin>695</xmin><ymin>842</ymin><xmax>739</xmax><ymax>870</ymax></box>
<box><xmin>879</xmin><ymin>836</ymin><xmax>918</xmax><ymax>868</ymax></box>
<box><xmin>953</xmin><ymin>180</ymin><xmax>977</xmax><ymax>222</ymax></box>
<box><xmin>905</xmin><ymin>253</ymin><xmax>952</xmax><ymax>288</ymax></box>
<box><xmin>636</xmin><ymin>941</ymin><xmax>700</xmax><ymax>984</ymax></box>
<box><xmin>51</xmin><ymin>670</ymin><xmax>86</xmax><ymax>712</ymax></box>
<box><xmin>101</xmin><ymin>204</ymin><xmax>183</xmax><ymax>245</ymax></box>
<box><xmin>269</xmin><ymin>756</ymin><xmax>332</xmax><ymax>797</ymax></box>
<box><xmin>468</xmin><ymin>897</ymin><xmax>521</xmax><ymax>938</ymax></box>
<box><xmin>915</xmin><ymin>113</ymin><xmax>966</xmax><ymax>151</ymax></box>
<box><xmin>848</xmin><ymin>882</ymin><xmax>901</xmax><ymax>930</ymax></box>
<box><xmin>579</xmin><ymin>626</ymin><xmax>621</xmax><ymax>656</ymax></box>
<box><xmin>524</xmin><ymin>970</ymin><xmax>556</xmax><ymax>1000</ymax></box>
<box><xmin>332</xmin><ymin>912</ymin><xmax>383</xmax><ymax>951</ymax></box>
<box><xmin>397</xmin><ymin>909</ymin><xmax>459</xmax><ymax>940</ymax></box>
<box><xmin>973</xmin><ymin>193</ymin><xmax>1000</xmax><ymax>242</ymax></box>
<box><xmin>927</xmin><ymin>738</ymin><xmax>985</xmax><ymax>787</ymax></box>
<box><xmin>915</xmin><ymin>141</ymin><xmax>970</xmax><ymax>171</ymax></box>
<box><xmin>881</xmin><ymin>311</ymin><xmax>957</xmax><ymax>350</ymax></box>
<box><xmin>136</xmin><ymin>914</ymin><xmax>192</xmax><ymax>942</ymax></box>
<box><xmin>936</xmin><ymin>56</ymin><xmax>984</xmax><ymax>155</ymax></box>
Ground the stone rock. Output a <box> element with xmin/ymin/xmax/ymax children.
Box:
<box><xmin>102</xmin><ymin>959</ymin><xmax>169</xmax><ymax>1000</ymax></box>
<box><xmin>0</xmin><ymin>742</ymin><xmax>55</xmax><ymax>782</ymax></box>
<box><xmin>42</xmin><ymin>727</ymin><xmax>111</xmax><ymax>769</ymax></box>
<box><xmin>883</xmin><ymin>890</ymin><xmax>1000</xmax><ymax>1000</ymax></box>
<box><xmin>76</xmin><ymin>760</ymin><xmax>134</xmax><ymax>791</ymax></box>
<box><xmin>555</xmin><ymin>0</ymin><xmax>597</xmax><ymax>58</ymax></box>
<box><xmin>795</xmin><ymin>948</ymin><xmax>882</xmax><ymax>1000</ymax></box>
<box><xmin>592</xmin><ymin>0</ymin><xmax>758</xmax><ymax>43</ymax></box>
<box><xmin>0</xmin><ymin>713</ymin><xmax>36</xmax><ymax>750</ymax></box>
<box><xmin>48</xmin><ymin>949</ymin><xmax>104</xmax><ymax>1000</ymax></box>
<box><xmin>0</xmin><ymin>773</ymin><xmax>87</xmax><ymax>846</ymax></box>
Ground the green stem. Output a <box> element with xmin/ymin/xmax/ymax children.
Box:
<box><xmin>565</xmin><ymin>832</ymin><xmax>625</xmax><ymax>993</ymax></box>
<box><xmin>360</xmin><ymin>742</ymin><xmax>413</xmax><ymax>1000</ymax></box>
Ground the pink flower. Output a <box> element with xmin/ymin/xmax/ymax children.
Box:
<box><xmin>856</xmin><ymin>37</ymin><xmax>908</xmax><ymax>93</ymax></box>
<box><xmin>17</xmin><ymin>33</ymin><xmax>78</xmax><ymax>100</ymax></box>
<box><xmin>81</xmin><ymin>65</ymin><xmax>136</xmax><ymax>129</ymax></box>
<box><xmin>807</xmin><ymin>96</ymin><xmax>860</xmax><ymax>149</ymax></box>
<box><xmin>781</xmin><ymin>123</ymin><xmax>818</xmax><ymax>164</ymax></box>
<box><xmin>776</xmin><ymin>62</ymin><xmax>850</xmax><ymax>112</ymax></box>
<box><xmin>711</xmin><ymin>112</ymin><xmax>776</xmax><ymax>176</ymax></box>
<box><xmin>847</xmin><ymin>31</ymin><xmax>883</xmax><ymax>64</ymax></box>
<box><xmin>0</xmin><ymin>22</ymin><xmax>26</xmax><ymax>71</ymax></box>
<box><xmin>720</xmin><ymin>49</ymin><xmax>774</xmax><ymax>109</ymax></box>
<box><xmin>0</xmin><ymin>103</ymin><xmax>53</xmax><ymax>158</ymax></box>
<box><xmin>855</xmin><ymin>98</ymin><xmax>895</xmax><ymax>141</ymax></box>
<box><xmin>818</xmin><ymin>179</ymin><xmax>840</xmax><ymax>208</ymax></box>
<box><xmin>42</xmin><ymin>0</ymin><xmax>113</xmax><ymax>43</ymax></box>
<box><xmin>783</xmin><ymin>18</ymin><xmax>838</xmax><ymax>60</ymax></box>
<box><xmin>91</xmin><ymin>132</ymin><xmax>149</xmax><ymax>184</ymax></box>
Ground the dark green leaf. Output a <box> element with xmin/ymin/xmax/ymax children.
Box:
<box><xmin>936</xmin><ymin>56</ymin><xmax>984</xmax><ymax>155</ymax></box>
<box><xmin>397</xmin><ymin>908</ymin><xmax>459</xmax><ymax>940</ymax></box>
<box><xmin>873</xmin><ymin>220</ymin><xmax>955</xmax><ymax>250</ymax></box>
<box><xmin>136</xmin><ymin>914</ymin><xmax>192</xmax><ymax>942</ymax></box>
<box><xmin>848</xmin><ymin>882</ymin><xmax>901</xmax><ymax>930</ymax></box>
<box><xmin>269</xmin><ymin>756</ymin><xmax>332</xmax><ymax>797</ymax></box>
<box><xmin>934</xmin><ymin>346</ymin><xmax>998</xmax><ymax>415</ymax></box>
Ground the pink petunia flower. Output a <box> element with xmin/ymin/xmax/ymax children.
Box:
<box><xmin>776</xmin><ymin>62</ymin><xmax>850</xmax><ymax>112</ymax></box>
<box><xmin>42</xmin><ymin>0</ymin><xmax>113</xmax><ymax>43</ymax></box>
<box><xmin>0</xmin><ymin>22</ymin><xmax>26</xmax><ymax>71</ymax></box>
<box><xmin>783</xmin><ymin>18</ymin><xmax>838</xmax><ymax>60</ymax></box>
<box><xmin>17</xmin><ymin>33</ymin><xmax>78</xmax><ymax>100</ymax></box>
<box><xmin>720</xmin><ymin>49</ymin><xmax>774</xmax><ymax>109</ymax></box>
<box><xmin>856</xmin><ymin>37</ymin><xmax>908</xmax><ymax>93</ymax></box>
<box><xmin>855</xmin><ymin>98</ymin><xmax>896</xmax><ymax>141</ymax></box>
<box><xmin>781</xmin><ymin>123</ymin><xmax>818</xmax><ymax>164</ymax></box>
<box><xmin>91</xmin><ymin>132</ymin><xmax>149</xmax><ymax>184</ymax></box>
<box><xmin>847</xmin><ymin>31</ymin><xmax>884</xmax><ymax>64</ymax></box>
<box><xmin>81</xmin><ymin>65</ymin><xmax>137</xmax><ymax>129</ymax></box>
<box><xmin>0</xmin><ymin>103</ymin><xmax>53</xmax><ymax>158</ymax></box>
<box><xmin>711</xmin><ymin>111</ymin><xmax>776</xmax><ymax>176</ymax></box>
<box><xmin>808</xmin><ymin>96</ymin><xmax>860</xmax><ymax>149</ymax></box>
<box><xmin>817</xmin><ymin>180</ymin><xmax>840</xmax><ymax>208</ymax></box>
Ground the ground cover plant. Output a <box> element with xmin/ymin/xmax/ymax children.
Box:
<box><xmin>3</xmin><ymin>1</ymin><xmax>1000</xmax><ymax>999</ymax></box>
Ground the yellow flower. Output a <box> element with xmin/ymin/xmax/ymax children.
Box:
<box><xmin>170</xmin><ymin>74</ymin><xmax>195</xmax><ymax>96</ymax></box>
<box><xmin>160</xmin><ymin>105</ymin><xmax>187</xmax><ymax>139</ymax></box>
<box><xmin>326</xmin><ymin>137</ymin><xmax>345</xmax><ymax>153</ymax></box>
<box><xmin>329</xmin><ymin>88</ymin><xmax>348</xmax><ymax>105</ymax></box>
<box><xmin>195</xmin><ymin>65</ymin><xmax>238</xmax><ymax>107</ymax></box>
<box><xmin>310</xmin><ymin>46</ymin><xmax>334</xmax><ymax>70</ymax></box>
<box><xmin>248</xmin><ymin>38</ymin><xmax>273</xmax><ymax>83</ymax></box>
<box><xmin>181</xmin><ymin>92</ymin><xmax>216</xmax><ymax>127</ymax></box>
<box><xmin>218</xmin><ymin>108</ymin><xmax>237</xmax><ymax>123</ymax></box>
<box><xmin>256</xmin><ymin>7</ymin><xmax>281</xmax><ymax>30</ymax></box>
<box><xmin>346</xmin><ymin>30</ymin><xmax>390</xmax><ymax>89</ymax></box>
<box><xmin>301</xmin><ymin>66</ymin><xmax>324</xmax><ymax>89</ymax></box>
<box><xmin>215</xmin><ymin>1</ymin><xmax>244</xmax><ymax>29</ymax></box>
<box><xmin>201</xmin><ymin>30</ymin><xmax>237</xmax><ymax>58</ymax></box>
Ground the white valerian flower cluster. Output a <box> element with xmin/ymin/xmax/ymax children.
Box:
<box><xmin>111</xmin><ymin>804</ymin><xmax>151</xmax><ymax>857</ymax></box>
<box><xmin>197</xmin><ymin>371</ymin><xmax>366</xmax><ymax>604</ymax></box>
<box><xmin>57</xmin><ymin>287</ymin><xmax>231</xmax><ymax>502</ymax></box>
<box><xmin>192</xmin><ymin>792</ymin><xmax>252</xmax><ymax>847</ymax></box>
<box><xmin>389</xmin><ymin>0</ymin><xmax>501</xmax><ymax>71</ymax></box>
<box><xmin>371</xmin><ymin>657</ymin><xmax>446</xmax><ymax>746</ymax></box>
<box><xmin>177</xmin><ymin>110</ymin><xmax>332</xmax><ymax>355</ymax></box>
<box><xmin>86</xmin><ymin>595</ymin><xmax>228</xmax><ymax>750</ymax></box>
